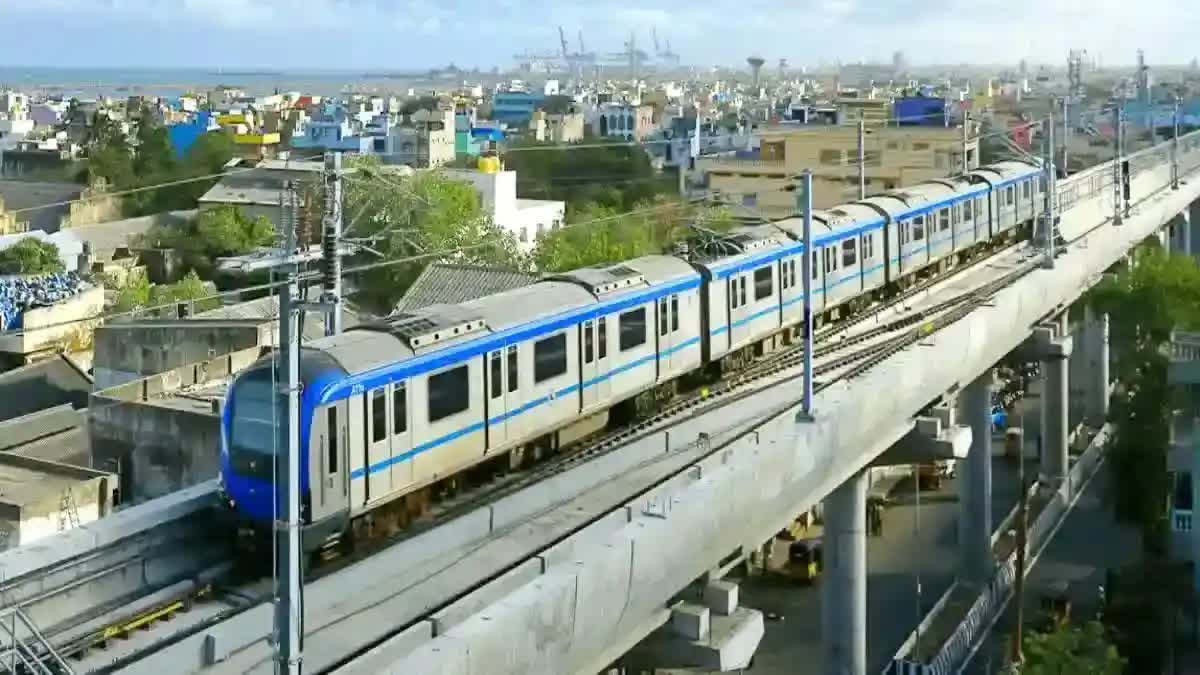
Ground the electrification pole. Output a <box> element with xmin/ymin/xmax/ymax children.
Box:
<box><xmin>798</xmin><ymin>169</ymin><xmax>815</xmax><ymax>419</ymax></box>
<box><xmin>218</xmin><ymin>183</ymin><xmax>348</xmax><ymax>675</ymax></box>
<box><xmin>1120</xmin><ymin>104</ymin><xmax>1131</xmax><ymax>220</ymax></box>
<box><xmin>961</xmin><ymin>112</ymin><xmax>970</xmax><ymax>175</ymax></box>
<box><xmin>1042</xmin><ymin>111</ymin><xmax>1057</xmax><ymax>269</ymax></box>
<box><xmin>1112</xmin><ymin>106</ymin><xmax>1124</xmax><ymax>225</ymax></box>
<box><xmin>1061</xmin><ymin>98</ymin><xmax>1070</xmax><ymax>177</ymax></box>
<box><xmin>857</xmin><ymin>117</ymin><xmax>866</xmax><ymax>199</ymax></box>
<box><xmin>320</xmin><ymin>152</ymin><xmax>344</xmax><ymax>337</ymax></box>
<box><xmin>1172</xmin><ymin>95</ymin><xmax>1181</xmax><ymax>190</ymax></box>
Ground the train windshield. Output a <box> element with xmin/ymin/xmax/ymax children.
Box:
<box><xmin>228</xmin><ymin>369</ymin><xmax>284</xmax><ymax>470</ymax></box>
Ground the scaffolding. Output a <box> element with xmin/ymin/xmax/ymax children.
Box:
<box><xmin>0</xmin><ymin>605</ymin><xmax>73</xmax><ymax>675</ymax></box>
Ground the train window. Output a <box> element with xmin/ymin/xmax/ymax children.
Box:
<box><xmin>619</xmin><ymin>308</ymin><xmax>647</xmax><ymax>351</ymax></box>
<box><xmin>671</xmin><ymin>294</ymin><xmax>680</xmax><ymax>332</ymax></box>
<box><xmin>938</xmin><ymin>209</ymin><xmax>950</xmax><ymax>231</ymax></box>
<box><xmin>1022</xmin><ymin>181</ymin><xmax>1031</xmax><ymax>199</ymax></box>
<box><xmin>1006</xmin><ymin>187</ymin><xmax>1015</xmax><ymax>206</ymax></box>
<box><xmin>913</xmin><ymin>221</ymin><xmax>925</xmax><ymax>241</ymax></box>
<box><xmin>659</xmin><ymin>298</ymin><xmax>669</xmax><ymax>336</ymax></box>
<box><xmin>754</xmin><ymin>267</ymin><xmax>773</xmax><ymax>301</ymax></box>
<box><xmin>584</xmin><ymin>321</ymin><xmax>594</xmax><ymax>363</ymax></box>
<box><xmin>728</xmin><ymin>277</ymin><xmax>739</xmax><ymax>309</ymax></box>
<box><xmin>812</xmin><ymin>251</ymin><xmax>818</xmax><ymax>280</ymax></box>
<box><xmin>962</xmin><ymin>202</ymin><xmax>972</xmax><ymax>222</ymax></box>
<box><xmin>862</xmin><ymin>235</ymin><xmax>873</xmax><ymax>260</ymax></box>
<box><xmin>841</xmin><ymin>240</ymin><xmax>857</xmax><ymax>267</ymax></box>
<box><xmin>327</xmin><ymin>407</ymin><xmax>338</xmax><ymax>473</ymax></box>
<box><xmin>371</xmin><ymin>388</ymin><xmax>387</xmax><ymax>442</ymax></box>
<box><xmin>429</xmin><ymin>365</ymin><xmax>470</xmax><ymax>422</ymax></box>
<box><xmin>393</xmin><ymin>384</ymin><xmax>407</xmax><ymax>434</ymax></box>
<box><xmin>780</xmin><ymin>262</ymin><xmax>789</xmax><ymax>289</ymax></box>
<box><xmin>1039</xmin><ymin>176</ymin><xmax>1047</xmax><ymax>193</ymax></box>
<box><xmin>791</xmin><ymin>260</ymin><xmax>798</xmax><ymax>285</ymax></box>
<box><xmin>976</xmin><ymin>197</ymin><xmax>984</xmax><ymax>218</ymax></box>
<box><xmin>490</xmin><ymin>351</ymin><xmax>502</xmax><ymax>398</ymax></box>
<box><xmin>598</xmin><ymin>317</ymin><xmax>608</xmax><ymax>359</ymax></box>
<box><xmin>507</xmin><ymin>346</ymin><xmax>518</xmax><ymax>392</ymax></box>
<box><xmin>534</xmin><ymin>333</ymin><xmax>568</xmax><ymax>383</ymax></box>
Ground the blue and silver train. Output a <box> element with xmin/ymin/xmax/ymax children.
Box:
<box><xmin>218</xmin><ymin>159</ymin><xmax>1045</xmax><ymax>552</ymax></box>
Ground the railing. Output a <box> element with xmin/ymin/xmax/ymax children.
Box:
<box><xmin>1171</xmin><ymin>332</ymin><xmax>1200</xmax><ymax>362</ymax></box>
<box><xmin>0</xmin><ymin>606</ymin><xmax>72</xmax><ymax>675</ymax></box>
<box><xmin>697</xmin><ymin>157</ymin><xmax>789</xmax><ymax>171</ymax></box>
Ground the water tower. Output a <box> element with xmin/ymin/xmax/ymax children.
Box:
<box><xmin>747</xmin><ymin>56</ymin><xmax>766</xmax><ymax>91</ymax></box>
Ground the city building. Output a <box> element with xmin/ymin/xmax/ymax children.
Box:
<box><xmin>699</xmin><ymin>123</ymin><xmax>979</xmax><ymax>217</ymax></box>
<box><xmin>197</xmin><ymin>158</ymin><xmax>324</xmax><ymax>233</ymax></box>
<box><xmin>531</xmin><ymin>109</ymin><xmax>586</xmax><ymax>144</ymax></box>
<box><xmin>443</xmin><ymin>158</ymin><xmax>565</xmax><ymax>253</ymax></box>
<box><xmin>592</xmin><ymin>103</ymin><xmax>656</xmax><ymax>141</ymax></box>
<box><xmin>387</xmin><ymin>105</ymin><xmax>456</xmax><ymax>168</ymax></box>
<box><xmin>491</xmin><ymin>90</ymin><xmax>545</xmax><ymax>126</ymax></box>
<box><xmin>291</xmin><ymin>103</ymin><xmax>374</xmax><ymax>154</ymax></box>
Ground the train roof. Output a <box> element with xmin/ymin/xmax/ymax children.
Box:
<box><xmin>689</xmin><ymin>223</ymin><xmax>796</xmax><ymax>279</ymax></box>
<box><xmin>462</xmin><ymin>281</ymin><xmax>595</xmax><ymax>332</ymax></box>
<box><xmin>548</xmin><ymin>255</ymin><xmax>697</xmax><ymax>295</ymax></box>
<box><xmin>970</xmin><ymin>160</ymin><xmax>1041</xmax><ymax>187</ymax></box>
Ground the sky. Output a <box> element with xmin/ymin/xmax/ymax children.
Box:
<box><xmin>0</xmin><ymin>0</ymin><xmax>1195</xmax><ymax>71</ymax></box>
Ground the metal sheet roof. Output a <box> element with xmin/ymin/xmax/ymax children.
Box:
<box><xmin>392</xmin><ymin>264</ymin><xmax>537</xmax><ymax>314</ymax></box>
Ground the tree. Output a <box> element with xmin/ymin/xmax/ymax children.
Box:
<box><xmin>532</xmin><ymin>200</ymin><xmax>735</xmax><ymax>273</ymax></box>
<box><xmin>140</xmin><ymin>206</ymin><xmax>275</xmax><ymax>280</ymax></box>
<box><xmin>501</xmin><ymin>138</ymin><xmax>671</xmax><ymax>210</ymax></box>
<box><xmin>111</xmin><ymin>270</ymin><xmax>218</xmax><ymax>314</ymax></box>
<box><xmin>1020</xmin><ymin>621</ymin><xmax>1124</xmax><ymax>675</ymax></box>
<box><xmin>345</xmin><ymin>157</ymin><xmax>525</xmax><ymax>312</ymax></box>
<box><xmin>0</xmin><ymin>238</ymin><xmax>65</xmax><ymax>275</ymax></box>
<box><xmin>1087</xmin><ymin>245</ymin><xmax>1200</xmax><ymax>547</ymax></box>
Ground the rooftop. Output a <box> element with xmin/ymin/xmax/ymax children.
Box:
<box><xmin>392</xmin><ymin>263</ymin><xmax>537</xmax><ymax>314</ymax></box>
<box><xmin>0</xmin><ymin>454</ymin><xmax>111</xmax><ymax>509</ymax></box>
<box><xmin>0</xmin><ymin>354</ymin><xmax>92</xmax><ymax>424</ymax></box>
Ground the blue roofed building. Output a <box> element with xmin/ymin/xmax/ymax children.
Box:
<box><xmin>492</xmin><ymin>91</ymin><xmax>545</xmax><ymax>126</ymax></box>
<box><xmin>894</xmin><ymin>96</ymin><xmax>948</xmax><ymax>126</ymax></box>
<box><xmin>167</xmin><ymin>112</ymin><xmax>215</xmax><ymax>158</ymax></box>
<box><xmin>290</xmin><ymin>103</ymin><xmax>374</xmax><ymax>154</ymax></box>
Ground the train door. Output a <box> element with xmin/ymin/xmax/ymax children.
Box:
<box><xmin>580</xmin><ymin>319</ymin><xmax>610</xmax><ymax>410</ymax></box>
<box><xmin>347</xmin><ymin>393</ymin><xmax>367</xmax><ymax>508</ymax></box>
<box><xmin>364</xmin><ymin>385</ymin><xmax>391</xmax><ymax>504</ymax></box>
<box><xmin>310</xmin><ymin>400</ymin><xmax>349</xmax><ymax>522</ymax></box>
<box><xmin>486</xmin><ymin>348</ymin><xmax>508</xmax><ymax>450</ymax></box>
<box><xmin>389</xmin><ymin>382</ymin><xmax>414</xmax><ymax>492</ymax></box>
<box><xmin>656</xmin><ymin>296</ymin><xmax>673</xmax><ymax>374</ymax></box>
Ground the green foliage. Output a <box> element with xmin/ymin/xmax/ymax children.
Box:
<box><xmin>0</xmin><ymin>238</ymin><xmax>65</xmax><ymax>275</ymax></box>
<box><xmin>81</xmin><ymin>107</ymin><xmax>236</xmax><ymax>216</ymax></box>
<box><xmin>111</xmin><ymin>270</ymin><xmax>218</xmax><ymax>314</ymax></box>
<box><xmin>1087</xmin><ymin>246</ymin><xmax>1200</xmax><ymax>548</ymax></box>
<box><xmin>345</xmin><ymin>157</ymin><xmax>525</xmax><ymax>312</ymax></box>
<box><xmin>540</xmin><ymin>95</ymin><xmax>576</xmax><ymax>115</ymax></box>
<box><xmin>1102</xmin><ymin>560</ymin><xmax>1190</xmax><ymax>674</ymax></box>
<box><xmin>140</xmin><ymin>206</ymin><xmax>275</xmax><ymax>280</ymax></box>
<box><xmin>501</xmin><ymin>138</ymin><xmax>671</xmax><ymax>210</ymax></box>
<box><xmin>1021</xmin><ymin>621</ymin><xmax>1124</xmax><ymax>675</ymax></box>
<box><xmin>532</xmin><ymin>200</ymin><xmax>735</xmax><ymax>273</ymax></box>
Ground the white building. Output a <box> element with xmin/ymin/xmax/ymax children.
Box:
<box><xmin>442</xmin><ymin>164</ymin><xmax>565</xmax><ymax>253</ymax></box>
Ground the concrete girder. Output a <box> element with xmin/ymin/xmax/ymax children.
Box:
<box><xmin>621</xmin><ymin>582</ymin><xmax>764</xmax><ymax>673</ymax></box>
<box><xmin>872</xmin><ymin>416</ymin><xmax>973</xmax><ymax>466</ymax></box>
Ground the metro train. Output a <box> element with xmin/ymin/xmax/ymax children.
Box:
<box><xmin>218</xmin><ymin>158</ymin><xmax>1046</xmax><ymax>554</ymax></box>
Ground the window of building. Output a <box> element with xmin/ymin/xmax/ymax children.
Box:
<box><xmin>490</xmin><ymin>351</ymin><xmax>502</xmax><ymax>398</ymax></box>
<box><xmin>619</xmin><ymin>308</ymin><xmax>647</xmax><ymax>351</ymax></box>
<box><xmin>583</xmin><ymin>321</ymin><xmax>594</xmax><ymax>363</ymax></box>
<box><xmin>428</xmin><ymin>365</ymin><xmax>469</xmax><ymax>422</ymax></box>
<box><xmin>598</xmin><ymin>317</ymin><xmax>608</xmax><ymax>359</ymax></box>
<box><xmin>326</xmin><ymin>407</ymin><xmax>338</xmax><ymax>473</ymax></box>
<box><xmin>671</xmin><ymin>294</ymin><xmax>680</xmax><ymax>332</ymax></box>
<box><xmin>934</xmin><ymin>152</ymin><xmax>946</xmax><ymax>169</ymax></box>
<box><xmin>842</xmin><ymin>239</ymin><xmax>857</xmax><ymax>267</ymax></box>
<box><xmin>743</xmin><ymin>193</ymin><xmax>757</xmax><ymax>208</ymax></box>
<box><xmin>534</xmin><ymin>333</ymin><xmax>568</xmax><ymax>383</ymax></box>
<box><xmin>886</xmin><ymin>140</ymin><xmax>901</xmax><ymax>150</ymax></box>
<box><xmin>863</xmin><ymin>150</ymin><xmax>882</xmax><ymax>167</ymax></box>
<box><xmin>393</xmin><ymin>384</ymin><xmax>407</xmax><ymax>434</ymax></box>
<box><xmin>754</xmin><ymin>266</ymin><xmax>773</xmax><ymax>301</ymax></box>
<box><xmin>506</xmin><ymin>345</ymin><xmax>518</xmax><ymax>392</ymax></box>
<box><xmin>819</xmin><ymin>149</ymin><xmax>843</xmax><ymax>165</ymax></box>
<box><xmin>938</xmin><ymin>208</ymin><xmax>950</xmax><ymax>231</ymax></box>
<box><xmin>912</xmin><ymin>141</ymin><xmax>930</xmax><ymax>151</ymax></box>
<box><xmin>519</xmin><ymin>227</ymin><xmax>528</xmax><ymax>243</ymax></box>
<box><xmin>372</xmin><ymin>388</ymin><xmax>387</xmax><ymax>442</ymax></box>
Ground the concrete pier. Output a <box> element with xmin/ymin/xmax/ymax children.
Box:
<box><xmin>959</xmin><ymin>371</ymin><xmax>995</xmax><ymax>585</ymax></box>
<box><xmin>1039</xmin><ymin>328</ymin><xmax>1073</xmax><ymax>491</ymax></box>
<box><xmin>822</xmin><ymin>470</ymin><xmax>867</xmax><ymax>675</ymax></box>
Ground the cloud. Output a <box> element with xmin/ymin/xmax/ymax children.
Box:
<box><xmin>0</xmin><ymin>0</ymin><xmax>1194</xmax><ymax>69</ymax></box>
